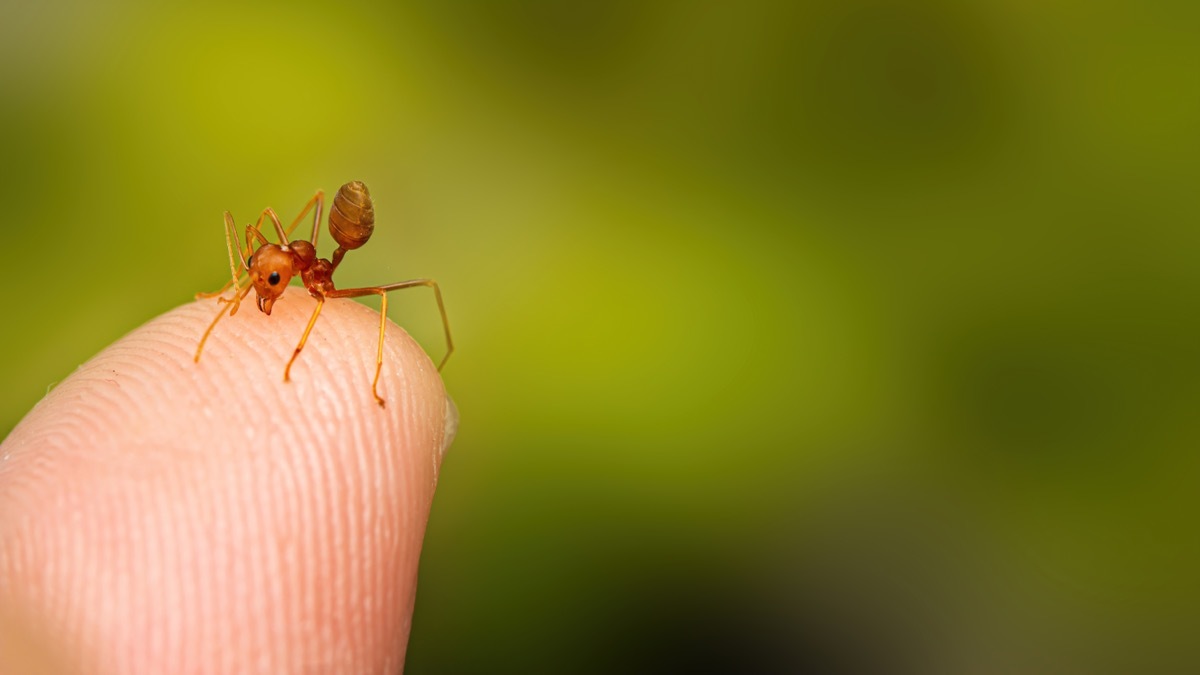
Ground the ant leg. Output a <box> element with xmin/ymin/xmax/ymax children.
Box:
<box><xmin>329</xmin><ymin>278</ymin><xmax>453</xmax><ymax>405</ymax></box>
<box><xmin>254</xmin><ymin>208</ymin><xmax>290</xmax><ymax>245</ymax></box>
<box><xmin>196</xmin><ymin>283</ymin><xmax>235</xmax><ymax>300</ymax></box>
<box><xmin>195</xmin><ymin>284</ymin><xmax>254</xmax><ymax>363</ymax></box>
<box><xmin>325</xmin><ymin>288</ymin><xmax>388</xmax><ymax>406</ymax></box>
<box><xmin>244</xmin><ymin>224</ymin><xmax>269</xmax><ymax>257</ymax></box>
<box><xmin>226</xmin><ymin>224</ymin><xmax>270</xmax><ymax>290</ymax></box>
<box><xmin>196</xmin><ymin>280</ymin><xmax>238</xmax><ymax>300</ymax></box>
<box><xmin>375</xmin><ymin>279</ymin><xmax>454</xmax><ymax>372</ymax></box>
<box><xmin>284</xmin><ymin>292</ymin><xmax>325</xmax><ymax>382</ymax></box>
<box><xmin>196</xmin><ymin>212</ymin><xmax>254</xmax><ymax>299</ymax></box>
<box><xmin>286</xmin><ymin>190</ymin><xmax>325</xmax><ymax>247</ymax></box>
<box><xmin>195</xmin><ymin>283</ymin><xmax>238</xmax><ymax>301</ymax></box>
<box><xmin>374</xmin><ymin>292</ymin><xmax>388</xmax><ymax>405</ymax></box>
<box><xmin>199</xmin><ymin>222</ymin><xmax>268</xmax><ymax>299</ymax></box>
<box><xmin>221</xmin><ymin>211</ymin><xmax>250</xmax><ymax>292</ymax></box>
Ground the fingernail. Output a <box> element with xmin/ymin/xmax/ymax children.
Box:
<box><xmin>441</xmin><ymin>394</ymin><xmax>459</xmax><ymax>462</ymax></box>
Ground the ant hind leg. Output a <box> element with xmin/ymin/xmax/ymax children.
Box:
<box><xmin>288</xmin><ymin>189</ymin><xmax>325</xmax><ymax>246</ymax></box>
<box><xmin>329</xmin><ymin>279</ymin><xmax>453</xmax><ymax>407</ymax></box>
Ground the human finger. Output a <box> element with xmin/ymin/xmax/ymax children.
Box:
<box><xmin>0</xmin><ymin>293</ymin><xmax>456</xmax><ymax>674</ymax></box>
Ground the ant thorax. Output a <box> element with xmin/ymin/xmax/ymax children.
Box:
<box><xmin>301</xmin><ymin>258</ymin><xmax>337</xmax><ymax>296</ymax></box>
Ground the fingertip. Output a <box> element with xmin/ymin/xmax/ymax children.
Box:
<box><xmin>0</xmin><ymin>294</ymin><xmax>452</xmax><ymax>673</ymax></box>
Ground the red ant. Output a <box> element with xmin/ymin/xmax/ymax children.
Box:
<box><xmin>194</xmin><ymin>181</ymin><xmax>452</xmax><ymax>407</ymax></box>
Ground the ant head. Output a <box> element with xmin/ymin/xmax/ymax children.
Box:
<box><xmin>246</xmin><ymin>243</ymin><xmax>296</xmax><ymax>315</ymax></box>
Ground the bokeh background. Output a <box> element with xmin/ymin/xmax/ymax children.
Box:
<box><xmin>3</xmin><ymin>1</ymin><xmax>1199</xmax><ymax>672</ymax></box>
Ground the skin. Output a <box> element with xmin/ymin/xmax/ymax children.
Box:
<box><xmin>0</xmin><ymin>294</ymin><xmax>457</xmax><ymax>674</ymax></box>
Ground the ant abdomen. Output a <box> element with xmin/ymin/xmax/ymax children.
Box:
<box><xmin>329</xmin><ymin>180</ymin><xmax>375</xmax><ymax>250</ymax></box>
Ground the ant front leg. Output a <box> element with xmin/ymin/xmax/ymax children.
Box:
<box><xmin>195</xmin><ymin>213</ymin><xmax>256</xmax><ymax>361</ymax></box>
<box><xmin>198</xmin><ymin>215</ymin><xmax>271</xmax><ymax>303</ymax></box>
<box><xmin>254</xmin><ymin>208</ymin><xmax>290</xmax><ymax>245</ymax></box>
<box><xmin>196</xmin><ymin>211</ymin><xmax>255</xmax><ymax>300</ymax></box>
<box><xmin>195</xmin><ymin>284</ymin><xmax>254</xmax><ymax>363</ymax></box>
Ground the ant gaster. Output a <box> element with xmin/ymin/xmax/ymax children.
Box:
<box><xmin>194</xmin><ymin>181</ymin><xmax>453</xmax><ymax>407</ymax></box>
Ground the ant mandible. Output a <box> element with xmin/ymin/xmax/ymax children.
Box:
<box><xmin>193</xmin><ymin>181</ymin><xmax>453</xmax><ymax>407</ymax></box>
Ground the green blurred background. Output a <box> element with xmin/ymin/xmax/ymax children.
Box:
<box><xmin>3</xmin><ymin>1</ymin><xmax>1198</xmax><ymax>672</ymax></box>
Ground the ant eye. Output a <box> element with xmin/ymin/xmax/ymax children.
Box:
<box><xmin>246</xmin><ymin>255</ymin><xmax>253</xmax><ymax>268</ymax></box>
<box><xmin>269</xmin><ymin>272</ymin><xmax>281</xmax><ymax>285</ymax></box>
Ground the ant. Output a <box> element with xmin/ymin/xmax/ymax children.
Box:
<box><xmin>194</xmin><ymin>181</ymin><xmax>453</xmax><ymax>407</ymax></box>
